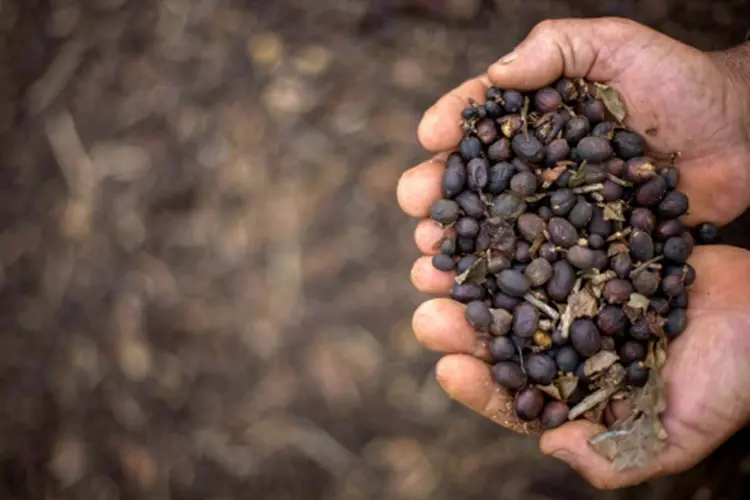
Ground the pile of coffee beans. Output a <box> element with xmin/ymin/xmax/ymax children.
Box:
<box><xmin>428</xmin><ymin>78</ymin><xmax>720</xmax><ymax>430</ymax></box>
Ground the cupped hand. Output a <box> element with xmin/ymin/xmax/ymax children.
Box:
<box><xmin>397</xmin><ymin>17</ymin><xmax>750</xmax><ymax>489</ymax></box>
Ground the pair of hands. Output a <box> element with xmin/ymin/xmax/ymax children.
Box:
<box><xmin>397</xmin><ymin>17</ymin><xmax>750</xmax><ymax>489</ymax></box>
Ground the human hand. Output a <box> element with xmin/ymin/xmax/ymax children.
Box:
<box><xmin>396</xmin><ymin>17</ymin><xmax>750</xmax><ymax>489</ymax></box>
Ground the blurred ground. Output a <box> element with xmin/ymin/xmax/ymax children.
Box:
<box><xmin>1</xmin><ymin>1</ymin><xmax>750</xmax><ymax>499</ymax></box>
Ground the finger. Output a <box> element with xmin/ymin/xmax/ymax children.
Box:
<box><xmin>677</xmin><ymin>158</ymin><xmax>750</xmax><ymax>227</ymax></box>
<box><xmin>488</xmin><ymin>17</ymin><xmax>655</xmax><ymax>89</ymax></box>
<box><xmin>414</xmin><ymin>219</ymin><xmax>451</xmax><ymax>256</ymax></box>
<box><xmin>412</xmin><ymin>298</ymin><xmax>490</xmax><ymax>359</ymax></box>
<box><xmin>397</xmin><ymin>156</ymin><xmax>445</xmax><ymax>218</ymax></box>
<box><xmin>418</xmin><ymin>75</ymin><xmax>491</xmax><ymax>152</ymax></box>
<box><xmin>410</xmin><ymin>255</ymin><xmax>454</xmax><ymax>295</ymax></box>
<box><xmin>435</xmin><ymin>354</ymin><xmax>542</xmax><ymax>435</ymax></box>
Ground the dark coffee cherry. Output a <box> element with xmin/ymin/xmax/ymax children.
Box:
<box><xmin>555</xmin><ymin>170</ymin><xmax>573</xmax><ymax>188</ymax></box>
<box><xmin>461</xmin><ymin>107</ymin><xmax>478</xmax><ymax>120</ymax></box>
<box><xmin>497</xmin><ymin>270</ymin><xmax>531</xmax><ymax>297</ymax></box>
<box><xmin>592</xmin><ymin>250</ymin><xmax>608</xmax><ymax>271</ymax></box>
<box><xmin>575</xmin><ymin>136</ymin><xmax>613</xmax><ymax>163</ymax></box>
<box><xmin>625</xmin><ymin>157</ymin><xmax>658</xmax><ymax>184</ymax></box>
<box><xmin>570</xmin><ymin>318</ymin><xmax>602</xmax><ymax>357</ymax></box>
<box><xmin>555</xmin><ymin>346</ymin><xmax>580</xmax><ymax>373</ymax></box>
<box><xmin>511</xmin><ymin>158</ymin><xmax>533</xmax><ymax>173</ymax></box>
<box><xmin>661</xmin><ymin>275</ymin><xmax>685</xmax><ymax>298</ymax></box>
<box><xmin>511</xmin><ymin>134</ymin><xmax>545</xmax><ymax>163</ymax></box>
<box><xmin>601</xmin><ymin>180</ymin><xmax>623</xmax><ymax>202</ymax></box>
<box><xmin>514</xmin><ymin>386</ymin><xmax>546</xmax><ymax>421</ymax></box>
<box><xmin>525</xmin><ymin>353</ymin><xmax>557</xmax><ymax>384</ymax></box>
<box><xmin>672</xmin><ymin>290</ymin><xmax>689</xmax><ymax>308</ymax></box>
<box><xmin>484</xmin><ymin>100</ymin><xmax>502</xmax><ymax>118</ymax></box>
<box><xmin>429</xmin><ymin>199</ymin><xmax>460</xmax><ymax>224</ymax></box>
<box><xmin>629</xmin><ymin>319</ymin><xmax>652</xmax><ymax>341</ymax></box>
<box><xmin>603</xmin><ymin>279</ymin><xmax>634</xmax><ymax>304</ymax></box>
<box><xmin>485</xmin><ymin>275</ymin><xmax>499</xmax><ymax>294</ymax></box>
<box><xmin>682</xmin><ymin>231</ymin><xmax>695</xmax><ymax>256</ymax></box>
<box><xmin>664</xmin><ymin>263</ymin><xmax>696</xmax><ymax>286</ymax></box>
<box><xmin>517</xmin><ymin>214</ymin><xmax>546</xmax><ymax>245</ymax></box>
<box><xmin>655</xmin><ymin>219</ymin><xmax>685</xmax><ymax>240</ymax></box>
<box><xmin>588</xmin><ymin>233</ymin><xmax>605</xmax><ymax>249</ymax></box>
<box><xmin>583</xmin><ymin>164</ymin><xmax>608</xmax><ymax>184</ymax></box>
<box><xmin>547</xmin><ymin>260</ymin><xmax>575</xmax><ymax>302</ymax></box>
<box><xmin>564</xmin><ymin>115</ymin><xmax>590</xmax><ymax>145</ymax></box>
<box><xmin>439</xmin><ymin>237</ymin><xmax>456</xmax><ymax>256</ymax></box>
<box><xmin>666</xmin><ymin>308</ymin><xmax>687</xmax><ymax>338</ymax></box>
<box><xmin>493</xmin><ymin>292</ymin><xmax>522</xmax><ymax>311</ymax></box>
<box><xmin>486</xmin><ymin>86</ymin><xmax>503</xmax><ymax>101</ymax></box>
<box><xmin>493</xmin><ymin>362</ymin><xmax>527</xmax><ymax>391</ymax></box>
<box><xmin>466</xmin><ymin>158</ymin><xmax>489</xmax><ymax>191</ymax></box>
<box><xmin>605</xmin><ymin>157</ymin><xmax>626</xmax><ymax>177</ymax></box>
<box><xmin>626</xmin><ymin>362</ymin><xmax>650</xmax><ymax>387</ymax></box>
<box><xmin>539</xmin><ymin>242</ymin><xmax>560</xmax><ymax>263</ymax></box>
<box><xmin>514</xmin><ymin>241</ymin><xmax>531</xmax><ymax>263</ymax></box>
<box><xmin>541</xmin><ymin>401</ymin><xmax>570</xmax><ymax>429</ymax></box>
<box><xmin>545</xmin><ymin>138</ymin><xmax>570</xmax><ymax>166</ymax></box>
<box><xmin>459</xmin><ymin>136</ymin><xmax>483</xmax><ymax>160</ymax></box>
<box><xmin>491</xmin><ymin>193</ymin><xmax>526</xmax><ymax>221</ymax></box>
<box><xmin>442</xmin><ymin>161</ymin><xmax>467</xmax><ymax>198</ymax></box>
<box><xmin>457</xmin><ymin>237</ymin><xmax>475</xmax><ymax>254</ymax></box>
<box><xmin>548</xmin><ymin>217</ymin><xmax>578</xmax><ymax>248</ymax></box>
<box><xmin>476</xmin><ymin>118</ymin><xmax>498</xmax><ymax>145</ymax></box>
<box><xmin>588</xmin><ymin>208</ymin><xmax>613</xmax><ymax>237</ymax></box>
<box><xmin>630</xmin><ymin>230</ymin><xmax>655</xmax><ymax>262</ymax></box>
<box><xmin>534</xmin><ymin>87</ymin><xmax>563</xmax><ymax>113</ymax></box>
<box><xmin>454</xmin><ymin>217</ymin><xmax>479</xmax><ymax>239</ymax></box>
<box><xmin>613</xmin><ymin>131</ymin><xmax>646</xmax><ymax>160</ymax></box>
<box><xmin>596</xmin><ymin>305</ymin><xmax>628</xmax><ymax>336</ymax></box>
<box><xmin>510</xmin><ymin>171</ymin><xmax>538</xmax><ymax>197</ymax></box>
<box><xmin>488</xmin><ymin>138</ymin><xmax>512</xmax><ymax>162</ymax></box>
<box><xmin>550</xmin><ymin>189</ymin><xmax>577</xmax><ymax>216</ymax></box>
<box><xmin>610</xmin><ymin>252</ymin><xmax>632</xmax><ymax>279</ymax></box>
<box><xmin>465</xmin><ymin>301</ymin><xmax>493</xmax><ymax>331</ymax></box>
<box><xmin>663</xmin><ymin>236</ymin><xmax>690</xmax><ymax>263</ymax></box>
<box><xmin>635</xmin><ymin>176</ymin><xmax>668</xmax><ymax>206</ymax></box>
<box><xmin>432</xmin><ymin>254</ymin><xmax>455</xmax><ymax>272</ymax></box>
<box><xmin>487</xmin><ymin>253</ymin><xmax>511</xmax><ymax>274</ymax></box>
<box><xmin>619</xmin><ymin>341</ymin><xmax>647</xmax><ymax>363</ymax></box>
<box><xmin>650</xmin><ymin>297</ymin><xmax>670</xmax><ymax>316</ymax></box>
<box><xmin>695</xmin><ymin>222</ymin><xmax>720</xmax><ymax>244</ymax></box>
<box><xmin>451</xmin><ymin>282</ymin><xmax>485</xmax><ymax>303</ymax></box>
<box><xmin>592</xmin><ymin>121</ymin><xmax>616</xmax><ymax>139</ymax></box>
<box><xmin>630</xmin><ymin>208</ymin><xmax>657</xmax><ymax>233</ymax></box>
<box><xmin>490</xmin><ymin>336</ymin><xmax>516</xmax><ymax>362</ymax></box>
<box><xmin>566</xmin><ymin>245</ymin><xmax>596</xmax><ymax>269</ymax></box>
<box><xmin>525</xmin><ymin>258</ymin><xmax>553</xmax><ymax>287</ymax></box>
<box><xmin>661</xmin><ymin>165</ymin><xmax>680</xmax><ymax>190</ymax></box>
<box><xmin>503</xmin><ymin>90</ymin><xmax>524</xmax><ymax>113</ymax></box>
<box><xmin>456</xmin><ymin>255</ymin><xmax>478</xmax><ymax>274</ymax></box>
<box><xmin>632</xmin><ymin>271</ymin><xmax>660</xmax><ymax>296</ymax></box>
<box><xmin>575</xmin><ymin>362</ymin><xmax>595</xmax><ymax>388</ymax></box>
<box><xmin>536</xmin><ymin>207</ymin><xmax>552</xmax><ymax>223</ymax></box>
<box><xmin>657</xmin><ymin>191</ymin><xmax>689</xmax><ymax>219</ymax></box>
<box><xmin>555</xmin><ymin>78</ymin><xmax>578</xmax><ymax>102</ymax></box>
<box><xmin>486</xmin><ymin>162</ymin><xmax>515</xmax><ymax>194</ymax></box>
<box><xmin>513</xmin><ymin>301</ymin><xmax>540</xmax><ymax>337</ymax></box>
<box><xmin>582</xmin><ymin>98</ymin><xmax>606</xmax><ymax>123</ymax></box>
<box><xmin>568</xmin><ymin>199</ymin><xmax>594</xmax><ymax>229</ymax></box>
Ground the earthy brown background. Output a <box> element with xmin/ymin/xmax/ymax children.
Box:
<box><xmin>1</xmin><ymin>1</ymin><xmax>749</xmax><ymax>499</ymax></box>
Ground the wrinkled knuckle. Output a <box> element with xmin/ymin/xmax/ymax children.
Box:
<box><xmin>532</xmin><ymin>19</ymin><xmax>559</xmax><ymax>38</ymax></box>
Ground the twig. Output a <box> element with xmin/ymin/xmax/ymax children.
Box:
<box><xmin>606</xmin><ymin>227</ymin><xmax>633</xmax><ymax>242</ymax></box>
<box><xmin>523</xmin><ymin>293</ymin><xmax>560</xmax><ymax>320</ymax></box>
<box><xmin>606</xmin><ymin>174</ymin><xmax>633</xmax><ymax>187</ymax></box>
<box><xmin>569</xmin><ymin>387</ymin><xmax>618</xmax><ymax>420</ymax></box>
<box><xmin>629</xmin><ymin>256</ymin><xmax>664</xmax><ymax>278</ymax></box>
<box><xmin>572</xmin><ymin>183</ymin><xmax>604</xmax><ymax>194</ymax></box>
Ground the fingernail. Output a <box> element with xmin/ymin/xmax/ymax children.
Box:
<box><xmin>551</xmin><ymin>450</ymin><xmax>575</xmax><ymax>465</ymax></box>
<box><xmin>497</xmin><ymin>51</ymin><xmax>518</xmax><ymax>65</ymax></box>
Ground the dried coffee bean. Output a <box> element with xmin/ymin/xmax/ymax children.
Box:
<box><xmin>596</xmin><ymin>305</ymin><xmax>628</xmax><ymax>336</ymax></box>
<box><xmin>605</xmin><ymin>157</ymin><xmax>626</xmax><ymax>177</ymax></box>
<box><xmin>511</xmin><ymin>134</ymin><xmax>545</xmax><ymax>163</ymax></box>
<box><xmin>539</xmin><ymin>242</ymin><xmax>560</xmax><ymax>262</ymax></box>
<box><xmin>525</xmin><ymin>258</ymin><xmax>553</xmax><ymax>287</ymax></box>
<box><xmin>510</xmin><ymin>171</ymin><xmax>538</xmax><ymax>197</ymax></box>
<box><xmin>555</xmin><ymin>346</ymin><xmax>580</xmax><ymax>373</ymax></box>
<box><xmin>514</xmin><ymin>386</ymin><xmax>546</xmax><ymax>421</ymax></box>
<box><xmin>630</xmin><ymin>230</ymin><xmax>655</xmax><ymax>262</ymax></box>
<box><xmin>650</xmin><ymin>297</ymin><xmax>670</xmax><ymax>316</ymax></box>
<box><xmin>429</xmin><ymin>199</ymin><xmax>460</xmax><ymax>224</ymax></box>
<box><xmin>630</xmin><ymin>319</ymin><xmax>652</xmax><ymax>341</ymax></box>
<box><xmin>456</xmin><ymin>255</ymin><xmax>478</xmax><ymax>274</ymax></box>
<box><xmin>695</xmin><ymin>222</ymin><xmax>720</xmax><ymax>244</ymax></box>
<box><xmin>491</xmin><ymin>193</ymin><xmax>527</xmax><ymax>221</ymax></box>
<box><xmin>635</xmin><ymin>175</ymin><xmax>667</xmax><ymax>206</ymax></box>
<box><xmin>630</xmin><ymin>208</ymin><xmax>657</xmax><ymax>233</ymax></box>
<box><xmin>576</xmin><ymin>136</ymin><xmax>613</xmax><ymax>162</ymax></box>
<box><xmin>459</xmin><ymin>136</ymin><xmax>483</xmax><ymax>160</ymax></box>
<box><xmin>570</xmin><ymin>318</ymin><xmax>602</xmax><ymax>357</ymax></box>
<box><xmin>584</xmin><ymin>164</ymin><xmax>608</xmax><ymax>184</ymax></box>
<box><xmin>525</xmin><ymin>353</ymin><xmax>557</xmax><ymax>384</ymax></box>
<box><xmin>503</xmin><ymin>90</ymin><xmax>524</xmax><ymax>112</ymax></box>
<box><xmin>666</xmin><ymin>308</ymin><xmax>687</xmax><ymax>338</ymax></box>
<box><xmin>511</xmin><ymin>158</ymin><xmax>533</xmax><ymax>173</ymax></box>
<box><xmin>661</xmin><ymin>165</ymin><xmax>680</xmax><ymax>189</ymax></box>
<box><xmin>625</xmin><ymin>157</ymin><xmax>657</xmax><ymax>183</ymax></box>
<box><xmin>487</xmin><ymin>253</ymin><xmax>511</xmax><ymax>274</ymax></box>
<box><xmin>613</xmin><ymin>131</ymin><xmax>646</xmax><ymax>160</ymax></box>
<box><xmin>661</xmin><ymin>275</ymin><xmax>685</xmax><ymax>297</ymax></box>
<box><xmin>541</xmin><ymin>401</ymin><xmax>569</xmax><ymax>429</ymax></box>
<box><xmin>432</xmin><ymin>254</ymin><xmax>455</xmax><ymax>272</ymax></box>
<box><xmin>451</xmin><ymin>282</ymin><xmax>485</xmax><ymax>303</ymax></box>
<box><xmin>547</xmin><ymin>260</ymin><xmax>575</xmax><ymax>302</ymax></box>
<box><xmin>513</xmin><ymin>302</ymin><xmax>540</xmax><ymax>337</ymax></box>
<box><xmin>534</xmin><ymin>87</ymin><xmax>563</xmax><ymax>113</ymax></box>
<box><xmin>683</xmin><ymin>231</ymin><xmax>695</xmax><ymax>256</ymax></box>
<box><xmin>484</xmin><ymin>100</ymin><xmax>502</xmax><ymax>118</ymax></box>
<box><xmin>555</xmin><ymin>170</ymin><xmax>573</xmax><ymax>188</ymax></box>
<box><xmin>587</xmin><ymin>234</ymin><xmax>604</xmax><ymax>250</ymax></box>
<box><xmin>490</xmin><ymin>336</ymin><xmax>516</xmax><ymax>362</ymax></box>
<box><xmin>476</xmin><ymin>118</ymin><xmax>498</xmax><ymax>144</ymax></box>
<box><xmin>550</xmin><ymin>189</ymin><xmax>576</xmax><ymax>216</ymax></box>
<box><xmin>657</xmin><ymin>191</ymin><xmax>689</xmax><ymax>219</ymax></box>
<box><xmin>592</xmin><ymin>250</ymin><xmax>608</xmax><ymax>271</ymax></box>
<box><xmin>567</xmin><ymin>245</ymin><xmax>596</xmax><ymax>269</ymax></box>
<box><xmin>664</xmin><ymin>236</ymin><xmax>690</xmax><ymax>263</ymax></box>
<box><xmin>493</xmin><ymin>362</ymin><xmax>527</xmax><ymax>391</ymax></box>
<box><xmin>465</xmin><ymin>301</ymin><xmax>494</xmax><ymax>331</ymax></box>
<box><xmin>517</xmin><ymin>213</ymin><xmax>546</xmax><ymax>243</ymax></box>
<box><xmin>497</xmin><ymin>269</ymin><xmax>531</xmax><ymax>297</ymax></box>
<box><xmin>601</xmin><ymin>180</ymin><xmax>623</xmax><ymax>202</ymax></box>
<box><xmin>672</xmin><ymin>290</ymin><xmax>689</xmax><ymax>308</ymax></box>
<box><xmin>455</xmin><ymin>217</ymin><xmax>480</xmax><ymax>239</ymax></box>
<box><xmin>589</xmin><ymin>208</ymin><xmax>614</xmax><ymax>237</ymax></box>
<box><xmin>493</xmin><ymin>292</ymin><xmax>522</xmax><ymax>311</ymax></box>
<box><xmin>514</xmin><ymin>241</ymin><xmax>531</xmax><ymax>263</ymax></box>
<box><xmin>592</xmin><ymin>121</ymin><xmax>616</xmax><ymax>138</ymax></box>
<box><xmin>548</xmin><ymin>217</ymin><xmax>578</xmax><ymax>247</ymax></box>
<box><xmin>467</xmin><ymin>158</ymin><xmax>489</xmax><ymax>191</ymax></box>
<box><xmin>457</xmin><ymin>237</ymin><xmax>475</xmax><ymax>254</ymax></box>
<box><xmin>626</xmin><ymin>362</ymin><xmax>650</xmax><ymax>387</ymax></box>
<box><xmin>582</xmin><ymin>98</ymin><xmax>606</xmax><ymax>123</ymax></box>
<box><xmin>442</xmin><ymin>162</ymin><xmax>467</xmax><ymax>198</ymax></box>
<box><xmin>439</xmin><ymin>237</ymin><xmax>456</xmax><ymax>255</ymax></box>
<box><xmin>545</xmin><ymin>138</ymin><xmax>570</xmax><ymax>166</ymax></box>
<box><xmin>610</xmin><ymin>253</ymin><xmax>632</xmax><ymax>279</ymax></box>
<box><xmin>568</xmin><ymin>199</ymin><xmax>594</xmax><ymax>229</ymax></box>
<box><xmin>633</xmin><ymin>271</ymin><xmax>660</xmax><ymax>296</ymax></box>
<box><xmin>455</xmin><ymin>191</ymin><xmax>485</xmax><ymax>219</ymax></box>
<box><xmin>555</xmin><ymin>78</ymin><xmax>578</xmax><ymax>102</ymax></box>
<box><xmin>487</xmin><ymin>162</ymin><xmax>515</xmax><ymax>194</ymax></box>
<box><xmin>538</xmin><ymin>206</ymin><xmax>553</xmax><ymax>222</ymax></box>
<box><xmin>486</xmin><ymin>87</ymin><xmax>502</xmax><ymax>101</ymax></box>
<box><xmin>619</xmin><ymin>341</ymin><xmax>647</xmax><ymax>363</ymax></box>
<box><xmin>603</xmin><ymin>279</ymin><xmax>634</xmax><ymax>304</ymax></box>
<box><xmin>564</xmin><ymin>115</ymin><xmax>590</xmax><ymax>144</ymax></box>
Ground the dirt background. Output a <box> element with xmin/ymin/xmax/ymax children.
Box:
<box><xmin>1</xmin><ymin>1</ymin><xmax>750</xmax><ymax>499</ymax></box>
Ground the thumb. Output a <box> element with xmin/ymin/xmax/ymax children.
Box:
<box><xmin>488</xmin><ymin>17</ymin><xmax>658</xmax><ymax>89</ymax></box>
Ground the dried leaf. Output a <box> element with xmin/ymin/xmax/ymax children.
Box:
<box><xmin>541</xmin><ymin>165</ymin><xmax>568</xmax><ymax>188</ymax></box>
<box><xmin>533</xmin><ymin>331</ymin><xmax>552</xmax><ymax>350</ymax></box>
<box><xmin>558</xmin><ymin>287</ymin><xmax>597</xmax><ymax>339</ymax></box>
<box><xmin>523</xmin><ymin>293</ymin><xmax>560</xmax><ymax>320</ymax></box>
<box><xmin>569</xmin><ymin>387</ymin><xmax>617</xmax><ymax>420</ymax></box>
<box><xmin>583</xmin><ymin>399</ymin><xmax>610</xmax><ymax>424</ymax></box>
<box><xmin>590</xmin><ymin>270</ymin><xmax>617</xmax><ymax>286</ymax></box>
<box><xmin>646</xmin><ymin>311</ymin><xmax>668</xmax><ymax>341</ymax></box>
<box><xmin>568</xmin><ymin>161</ymin><xmax>588</xmax><ymax>188</ymax></box>
<box><xmin>537</xmin><ymin>384</ymin><xmax>562</xmax><ymax>400</ymax></box>
<box><xmin>607</xmin><ymin>243</ymin><xmax>629</xmax><ymax>257</ymax></box>
<box><xmin>455</xmin><ymin>257</ymin><xmax>488</xmax><ymax>285</ymax></box>
<box><xmin>627</xmin><ymin>293</ymin><xmax>650</xmax><ymax>311</ymax></box>
<box><xmin>603</xmin><ymin>201</ymin><xmax>626</xmax><ymax>221</ymax></box>
<box><xmin>594</xmin><ymin>83</ymin><xmax>627</xmax><ymax>123</ymax></box>
<box><xmin>584</xmin><ymin>351</ymin><xmax>619</xmax><ymax>377</ymax></box>
<box><xmin>597</xmin><ymin>363</ymin><xmax>627</xmax><ymax>391</ymax></box>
